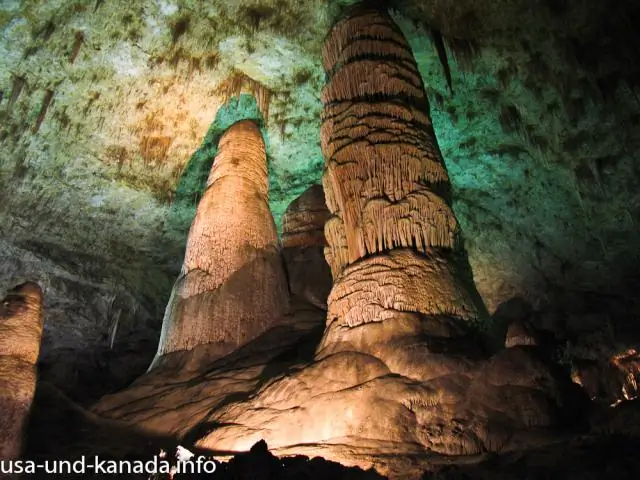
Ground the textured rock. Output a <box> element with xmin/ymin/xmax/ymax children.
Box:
<box><xmin>150</xmin><ymin>120</ymin><xmax>289</xmax><ymax>370</ymax></box>
<box><xmin>1</xmin><ymin>0</ymin><xmax>639</xmax><ymax>404</ymax></box>
<box><xmin>193</xmin><ymin>10</ymin><xmax>579</xmax><ymax>465</ymax></box>
<box><xmin>317</xmin><ymin>4</ymin><xmax>486</xmax><ymax>368</ymax></box>
<box><xmin>281</xmin><ymin>184</ymin><xmax>332</xmax><ymax>309</ymax></box>
<box><xmin>505</xmin><ymin>320</ymin><xmax>539</xmax><ymax>348</ymax></box>
<box><xmin>0</xmin><ymin>1</ymin><xmax>634</xmax><ymax>477</ymax></box>
<box><xmin>0</xmin><ymin>282</ymin><xmax>44</xmax><ymax>460</ymax></box>
<box><xmin>25</xmin><ymin>380</ymin><xmax>640</xmax><ymax>479</ymax></box>
<box><xmin>572</xmin><ymin>347</ymin><xmax>640</xmax><ymax>404</ymax></box>
<box><xmin>92</xmin><ymin>297</ymin><xmax>327</xmax><ymax>438</ymax></box>
<box><xmin>90</xmin><ymin>9</ymin><xmax>586</xmax><ymax>479</ymax></box>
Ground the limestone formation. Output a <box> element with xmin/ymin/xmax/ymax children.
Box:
<box><xmin>505</xmin><ymin>320</ymin><xmax>539</xmax><ymax>348</ymax></box>
<box><xmin>191</xmin><ymin>6</ymin><xmax>581</xmax><ymax>464</ymax></box>
<box><xmin>281</xmin><ymin>184</ymin><xmax>332</xmax><ymax>308</ymax></box>
<box><xmin>316</xmin><ymin>4</ymin><xmax>486</xmax><ymax>375</ymax></box>
<box><xmin>92</xmin><ymin>7</ymin><xmax>586</xmax><ymax>478</ymax></box>
<box><xmin>0</xmin><ymin>282</ymin><xmax>44</xmax><ymax>460</ymax></box>
<box><xmin>150</xmin><ymin>120</ymin><xmax>289</xmax><ymax>370</ymax></box>
<box><xmin>572</xmin><ymin>347</ymin><xmax>640</xmax><ymax>404</ymax></box>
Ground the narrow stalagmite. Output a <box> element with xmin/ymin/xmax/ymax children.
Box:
<box><xmin>150</xmin><ymin>120</ymin><xmax>289</xmax><ymax>370</ymax></box>
<box><xmin>0</xmin><ymin>282</ymin><xmax>44</xmax><ymax>460</ymax></box>
<box><xmin>318</xmin><ymin>6</ymin><xmax>487</xmax><ymax>369</ymax></box>
<box><xmin>281</xmin><ymin>184</ymin><xmax>332</xmax><ymax>308</ymax></box>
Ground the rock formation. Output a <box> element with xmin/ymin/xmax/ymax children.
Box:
<box><xmin>92</xmin><ymin>7</ymin><xmax>587</xmax><ymax>478</ymax></box>
<box><xmin>150</xmin><ymin>120</ymin><xmax>289</xmax><ymax>371</ymax></box>
<box><xmin>316</xmin><ymin>3</ymin><xmax>487</xmax><ymax>371</ymax></box>
<box><xmin>281</xmin><ymin>184</ymin><xmax>332</xmax><ymax>309</ymax></box>
<box><xmin>191</xmin><ymin>6</ymin><xmax>583</xmax><ymax>466</ymax></box>
<box><xmin>505</xmin><ymin>320</ymin><xmax>539</xmax><ymax>348</ymax></box>
<box><xmin>0</xmin><ymin>282</ymin><xmax>44</xmax><ymax>460</ymax></box>
<box><xmin>572</xmin><ymin>347</ymin><xmax>640</xmax><ymax>404</ymax></box>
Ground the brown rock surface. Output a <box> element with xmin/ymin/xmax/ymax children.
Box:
<box><xmin>0</xmin><ymin>282</ymin><xmax>44</xmax><ymax>460</ymax></box>
<box><xmin>150</xmin><ymin>120</ymin><xmax>289</xmax><ymax>371</ymax></box>
<box><xmin>90</xmin><ymin>7</ymin><xmax>586</xmax><ymax>478</ymax></box>
<box><xmin>192</xmin><ymin>11</ymin><xmax>581</xmax><ymax>469</ymax></box>
<box><xmin>281</xmin><ymin>184</ymin><xmax>332</xmax><ymax>309</ymax></box>
<box><xmin>505</xmin><ymin>320</ymin><xmax>539</xmax><ymax>348</ymax></box>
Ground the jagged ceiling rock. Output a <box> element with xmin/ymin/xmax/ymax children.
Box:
<box><xmin>1</xmin><ymin>0</ymin><xmax>639</xmax><ymax>400</ymax></box>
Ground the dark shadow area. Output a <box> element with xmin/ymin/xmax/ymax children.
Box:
<box><xmin>25</xmin><ymin>382</ymin><xmax>176</xmax><ymax>466</ymax></box>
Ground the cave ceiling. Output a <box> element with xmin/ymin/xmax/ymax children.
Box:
<box><xmin>0</xmin><ymin>0</ymin><xmax>639</xmax><ymax>397</ymax></box>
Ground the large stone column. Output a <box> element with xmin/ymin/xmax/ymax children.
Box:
<box><xmin>150</xmin><ymin>120</ymin><xmax>289</xmax><ymax>370</ymax></box>
<box><xmin>0</xmin><ymin>282</ymin><xmax>44</xmax><ymax>461</ymax></box>
<box><xmin>317</xmin><ymin>6</ymin><xmax>488</xmax><ymax>375</ymax></box>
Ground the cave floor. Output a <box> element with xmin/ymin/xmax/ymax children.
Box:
<box><xmin>24</xmin><ymin>381</ymin><xmax>640</xmax><ymax>479</ymax></box>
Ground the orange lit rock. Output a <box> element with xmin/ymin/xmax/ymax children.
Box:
<box><xmin>191</xmin><ymin>6</ymin><xmax>584</xmax><ymax>468</ymax></box>
<box><xmin>91</xmin><ymin>8</ymin><xmax>586</xmax><ymax>477</ymax></box>
<box><xmin>281</xmin><ymin>185</ymin><xmax>332</xmax><ymax>309</ymax></box>
<box><xmin>505</xmin><ymin>320</ymin><xmax>539</xmax><ymax>348</ymax></box>
<box><xmin>317</xmin><ymin>4</ymin><xmax>486</xmax><ymax>370</ymax></box>
<box><xmin>0</xmin><ymin>282</ymin><xmax>44</xmax><ymax>460</ymax></box>
<box><xmin>611</xmin><ymin>348</ymin><xmax>640</xmax><ymax>401</ymax></box>
<box><xmin>150</xmin><ymin>120</ymin><xmax>289</xmax><ymax>371</ymax></box>
<box><xmin>572</xmin><ymin>347</ymin><xmax>640</xmax><ymax>403</ymax></box>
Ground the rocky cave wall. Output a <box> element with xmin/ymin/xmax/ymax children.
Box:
<box><xmin>0</xmin><ymin>0</ymin><xmax>639</xmax><ymax>402</ymax></box>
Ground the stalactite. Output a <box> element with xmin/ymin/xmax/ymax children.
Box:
<box><xmin>360</xmin><ymin>189</ymin><xmax>459</xmax><ymax>255</ymax></box>
<box><xmin>445</xmin><ymin>37</ymin><xmax>479</xmax><ymax>72</ymax></box>
<box><xmin>151</xmin><ymin>120</ymin><xmax>288</xmax><ymax>369</ymax></box>
<box><xmin>324</xmin><ymin>214</ymin><xmax>349</xmax><ymax>279</ymax></box>
<box><xmin>429</xmin><ymin>29</ymin><xmax>453</xmax><ymax>94</ymax></box>
<box><xmin>69</xmin><ymin>31</ymin><xmax>84</xmax><ymax>64</ymax></box>
<box><xmin>32</xmin><ymin>89</ymin><xmax>54</xmax><ymax>134</ymax></box>
<box><xmin>217</xmin><ymin>70</ymin><xmax>272</xmax><ymax>123</ymax></box>
<box><xmin>8</xmin><ymin>76</ymin><xmax>26</xmax><ymax>111</ymax></box>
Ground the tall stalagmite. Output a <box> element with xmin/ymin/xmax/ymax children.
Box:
<box><xmin>0</xmin><ymin>282</ymin><xmax>44</xmax><ymax>460</ymax></box>
<box><xmin>318</xmin><ymin>7</ymin><xmax>487</xmax><ymax>370</ymax></box>
<box><xmin>150</xmin><ymin>120</ymin><xmax>289</xmax><ymax>370</ymax></box>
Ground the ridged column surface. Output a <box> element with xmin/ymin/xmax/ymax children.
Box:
<box><xmin>152</xmin><ymin>120</ymin><xmax>288</xmax><ymax>368</ymax></box>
